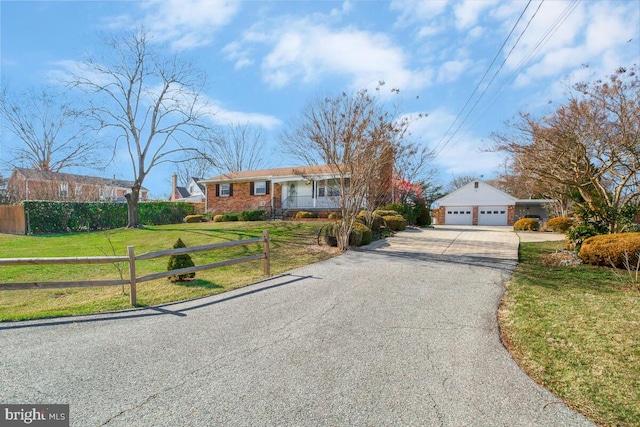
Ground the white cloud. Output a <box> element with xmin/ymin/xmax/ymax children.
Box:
<box><xmin>437</xmin><ymin>58</ymin><xmax>473</xmax><ymax>83</ymax></box>
<box><xmin>139</xmin><ymin>0</ymin><xmax>241</xmax><ymax>50</ymax></box>
<box><xmin>239</xmin><ymin>18</ymin><xmax>431</xmax><ymax>92</ymax></box>
<box><xmin>453</xmin><ymin>0</ymin><xmax>498</xmax><ymax>30</ymax></box>
<box><xmin>391</xmin><ymin>0</ymin><xmax>449</xmax><ymax>27</ymax></box>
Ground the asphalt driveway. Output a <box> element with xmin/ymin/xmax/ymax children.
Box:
<box><xmin>0</xmin><ymin>226</ymin><xmax>591</xmax><ymax>426</ymax></box>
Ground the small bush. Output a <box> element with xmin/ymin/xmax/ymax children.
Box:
<box><xmin>356</xmin><ymin>210</ymin><xmax>384</xmax><ymax>232</ymax></box>
<box><xmin>566</xmin><ymin>222</ymin><xmax>601</xmax><ymax>252</ymax></box>
<box><xmin>579</xmin><ymin>233</ymin><xmax>640</xmax><ymax>268</ymax></box>
<box><xmin>375</xmin><ymin>209</ymin><xmax>401</xmax><ymax>218</ymax></box>
<box><xmin>383</xmin><ymin>215</ymin><xmax>407</xmax><ymax>231</ymax></box>
<box><xmin>221</xmin><ymin>213</ymin><xmax>239</xmax><ymax>222</ymax></box>
<box><xmin>514</xmin><ymin>218</ymin><xmax>540</xmax><ymax>231</ymax></box>
<box><xmin>351</xmin><ymin>221</ymin><xmax>373</xmax><ymax>246</ymax></box>
<box><xmin>239</xmin><ymin>209</ymin><xmax>265</xmax><ymax>221</ymax></box>
<box><xmin>546</xmin><ymin>217</ymin><xmax>574</xmax><ymax>233</ymax></box>
<box><xmin>213</xmin><ymin>214</ymin><xmax>224</xmax><ymax>222</ymax></box>
<box><xmin>167</xmin><ymin>238</ymin><xmax>195</xmax><ymax>282</ymax></box>
<box><xmin>416</xmin><ymin>205</ymin><xmax>431</xmax><ymax>227</ymax></box>
<box><xmin>295</xmin><ymin>211</ymin><xmax>318</xmax><ymax>219</ymax></box>
<box><xmin>328</xmin><ymin>212</ymin><xmax>342</xmax><ymax>220</ymax></box>
<box><xmin>184</xmin><ymin>214</ymin><xmax>205</xmax><ymax>223</ymax></box>
<box><xmin>381</xmin><ymin>204</ymin><xmax>404</xmax><ymax>214</ymax></box>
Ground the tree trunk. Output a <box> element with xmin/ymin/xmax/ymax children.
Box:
<box><xmin>126</xmin><ymin>186</ymin><xmax>141</xmax><ymax>228</ymax></box>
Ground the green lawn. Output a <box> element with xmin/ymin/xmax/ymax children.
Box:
<box><xmin>500</xmin><ymin>241</ymin><xmax>640</xmax><ymax>427</ymax></box>
<box><xmin>0</xmin><ymin>221</ymin><xmax>337</xmax><ymax>321</ymax></box>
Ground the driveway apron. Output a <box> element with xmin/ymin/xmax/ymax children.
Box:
<box><xmin>0</xmin><ymin>226</ymin><xmax>594</xmax><ymax>426</ymax></box>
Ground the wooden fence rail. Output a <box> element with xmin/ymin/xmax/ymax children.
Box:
<box><xmin>0</xmin><ymin>230</ymin><xmax>271</xmax><ymax>306</ymax></box>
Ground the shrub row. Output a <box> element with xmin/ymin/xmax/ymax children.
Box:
<box><xmin>212</xmin><ymin>210</ymin><xmax>266</xmax><ymax>222</ymax></box>
<box><xmin>579</xmin><ymin>232</ymin><xmax>640</xmax><ymax>268</ymax></box>
<box><xmin>513</xmin><ymin>218</ymin><xmax>540</xmax><ymax>231</ymax></box>
<box><xmin>546</xmin><ymin>216</ymin><xmax>574</xmax><ymax>233</ymax></box>
<box><xmin>23</xmin><ymin>201</ymin><xmax>196</xmax><ymax>234</ymax></box>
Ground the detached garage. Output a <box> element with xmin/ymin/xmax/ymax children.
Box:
<box><xmin>432</xmin><ymin>181</ymin><xmax>516</xmax><ymax>226</ymax></box>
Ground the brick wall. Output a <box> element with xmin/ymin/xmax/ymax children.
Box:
<box><xmin>207</xmin><ymin>182</ymin><xmax>281</xmax><ymax>214</ymax></box>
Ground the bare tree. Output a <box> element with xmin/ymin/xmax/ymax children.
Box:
<box><xmin>173</xmin><ymin>154</ymin><xmax>214</xmax><ymax>187</ymax></box>
<box><xmin>67</xmin><ymin>26</ymin><xmax>211</xmax><ymax>227</ymax></box>
<box><xmin>491</xmin><ymin>66</ymin><xmax>640</xmax><ymax>233</ymax></box>
<box><xmin>0</xmin><ymin>88</ymin><xmax>103</xmax><ymax>172</ymax></box>
<box><xmin>282</xmin><ymin>90</ymin><xmax>416</xmax><ymax>250</ymax></box>
<box><xmin>206</xmin><ymin>123</ymin><xmax>270</xmax><ymax>174</ymax></box>
<box><xmin>447</xmin><ymin>175</ymin><xmax>480</xmax><ymax>192</ymax></box>
<box><xmin>393</xmin><ymin>141</ymin><xmax>437</xmax><ymax>204</ymax></box>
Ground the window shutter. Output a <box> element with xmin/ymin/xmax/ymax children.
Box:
<box><xmin>229</xmin><ymin>183</ymin><xmax>233</xmax><ymax>196</ymax></box>
<box><xmin>266</xmin><ymin>181</ymin><xmax>271</xmax><ymax>195</ymax></box>
<box><xmin>250</xmin><ymin>182</ymin><xmax>254</xmax><ymax>195</ymax></box>
<box><xmin>312</xmin><ymin>181</ymin><xmax>316</xmax><ymax>199</ymax></box>
<box><xmin>215</xmin><ymin>184</ymin><xmax>220</xmax><ymax>197</ymax></box>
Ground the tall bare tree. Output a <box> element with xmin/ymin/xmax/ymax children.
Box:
<box><xmin>206</xmin><ymin>123</ymin><xmax>270</xmax><ymax>174</ymax></box>
<box><xmin>491</xmin><ymin>66</ymin><xmax>640</xmax><ymax>232</ymax></box>
<box><xmin>67</xmin><ymin>26</ymin><xmax>211</xmax><ymax>227</ymax></box>
<box><xmin>0</xmin><ymin>88</ymin><xmax>102</xmax><ymax>172</ymax></box>
<box><xmin>282</xmin><ymin>90</ymin><xmax>418</xmax><ymax>250</ymax></box>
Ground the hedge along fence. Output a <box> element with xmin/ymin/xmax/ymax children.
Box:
<box><xmin>22</xmin><ymin>201</ymin><xmax>196</xmax><ymax>234</ymax></box>
<box><xmin>0</xmin><ymin>231</ymin><xmax>271</xmax><ymax>306</ymax></box>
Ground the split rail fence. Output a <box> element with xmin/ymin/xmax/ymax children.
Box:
<box><xmin>0</xmin><ymin>230</ymin><xmax>270</xmax><ymax>306</ymax></box>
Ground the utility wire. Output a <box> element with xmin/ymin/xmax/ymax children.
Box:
<box><xmin>435</xmin><ymin>0</ymin><xmax>545</xmax><ymax>157</ymax></box>
<box><xmin>430</xmin><ymin>0</ymin><xmax>533</xmax><ymax>156</ymax></box>
<box><xmin>446</xmin><ymin>0</ymin><xmax>580</xmax><ymax>151</ymax></box>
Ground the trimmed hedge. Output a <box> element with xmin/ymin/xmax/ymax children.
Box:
<box><xmin>383</xmin><ymin>215</ymin><xmax>407</xmax><ymax>231</ymax></box>
<box><xmin>546</xmin><ymin>216</ymin><xmax>574</xmax><ymax>233</ymax></box>
<box><xmin>579</xmin><ymin>232</ymin><xmax>640</xmax><ymax>268</ymax></box>
<box><xmin>351</xmin><ymin>221</ymin><xmax>373</xmax><ymax>246</ymax></box>
<box><xmin>356</xmin><ymin>210</ymin><xmax>384</xmax><ymax>232</ymax></box>
<box><xmin>514</xmin><ymin>218</ymin><xmax>540</xmax><ymax>231</ymax></box>
<box><xmin>185</xmin><ymin>214</ymin><xmax>206</xmax><ymax>223</ymax></box>
<box><xmin>295</xmin><ymin>211</ymin><xmax>318</xmax><ymax>219</ymax></box>
<box><xmin>22</xmin><ymin>201</ymin><xmax>196</xmax><ymax>234</ymax></box>
<box><xmin>239</xmin><ymin>209</ymin><xmax>266</xmax><ymax>221</ymax></box>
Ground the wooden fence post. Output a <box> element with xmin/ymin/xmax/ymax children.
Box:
<box><xmin>263</xmin><ymin>230</ymin><xmax>271</xmax><ymax>277</ymax></box>
<box><xmin>128</xmin><ymin>245</ymin><xmax>137</xmax><ymax>306</ymax></box>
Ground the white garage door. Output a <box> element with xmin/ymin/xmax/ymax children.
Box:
<box><xmin>478</xmin><ymin>206</ymin><xmax>508</xmax><ymax>226</ymax></box>
<box><xmin>445</xmin><ymin>207</ymin><xmax>473</xmax><ymax>225</ymax></box>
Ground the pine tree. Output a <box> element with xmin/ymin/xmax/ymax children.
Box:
<box><xmin>167</xmin><ymin>238</ymin><xmax>195</xmax><ymax>282</ymax></box>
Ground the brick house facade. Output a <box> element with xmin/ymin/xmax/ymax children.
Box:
<box><xmin>7</xmin><ymin>168</ymin><xmax>148</xmax><ymax>203</ymax></box>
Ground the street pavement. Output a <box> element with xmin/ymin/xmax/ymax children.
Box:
<box><xmin>0</xmin><ymin>226</ymin><xmax>592</xmax><ymax>426</ymax></box>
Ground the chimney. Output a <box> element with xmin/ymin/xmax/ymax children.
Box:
<box><xmin>171</xmin><ymin>174</ymin><xmax>178</xmax><ymax>201</ymax></box>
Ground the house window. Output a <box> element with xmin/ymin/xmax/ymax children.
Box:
<box><xmin>220</xmin><ymin>183</ymin><xmax>231</xmax><ymax>197</ymax></box>
<box><xmin>75</xmin><ymin>186</ymin><xmax>83</xmax><ymax>197</ymax></box>
<box><xmin>59</xmin><ymin>182</ymin><xmax>69</xmax><ymax>198</ymax></box>
<box><xmin>254</xmin><ymin>181</ymin><xmax>267</xmax><ymax>195</ymax></box>
<box><xmin>318</xmin><ymin>179</ymin><xmax>340</xmax><ymax>197</ymax></box>
<box><xmin>99</xmin><ymin>187</ymin><xmax>106</xmax><ymax>200</ymax></box>
<box><xmin>474</xmin><ymin>182</ymin><xmax>479</xmax><ymax>189</ymax></box>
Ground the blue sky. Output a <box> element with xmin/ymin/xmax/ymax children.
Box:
<box><xmin>1</xmin><ymin>0</ymin><xmax>639</xmax><ymax>198</ymax></box>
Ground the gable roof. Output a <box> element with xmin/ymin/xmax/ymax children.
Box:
<box><xmin>201</xmin><ymin>165</ymin><xmax>342</xmax><ymax>183</ymax></box>
<box><xmin>434</xmin><ymin>180</ymin><xmax>517</xmax><ymax>206</ymax></box>
<box><xmin>13</xmin><ymin>167</ymin><xmax>148</xmax><ymax>191</ymax></box>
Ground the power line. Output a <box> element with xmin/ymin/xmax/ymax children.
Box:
<box><xmin>430</xmin><ymin>0</ymin><xmax>533</xmax><ymax>156</ymax></box>
<box><xmin>435</xmin><ymin>0</ymin><xmax>545</xmax><ymax>158</ymax></box>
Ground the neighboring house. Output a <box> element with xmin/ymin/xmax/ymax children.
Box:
<box><xmin>170</xmin><ymin>175</ymin><xmax>206</xmax><ymax>202</ymax></box>
<box><xmin>7</xmin><ymin>168</ymin><xmax>148</xmax><ymax>203</ymax></box>
<box><xmin>201</xmin><ymin>165</ymin><xmax>349</xmax><ymax>215</ymax></box>
<box><xmin>432</xmin><ymin>180</ymin><xmax>553</xmax><ymax>226</ymax></box>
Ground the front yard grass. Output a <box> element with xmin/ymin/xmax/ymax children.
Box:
<box><xmin>0</xmin><ymin>221</ymin><xmax>337</xmax><ymax>322</ymax></box>
<box><xmin>500</xmin><ymin>241</ymin><xmax>640</xmax><ymax>427</ymax></box>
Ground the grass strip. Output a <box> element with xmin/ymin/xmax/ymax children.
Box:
<box><xmin>0</xmin><ymin>221</ymin><xmax>337</xmax><ymax>321</ymax></box>
<box><xmin>499</xmin><ymin>241</ymin><xmax>640</xmax><ymax>427</ymax></box>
